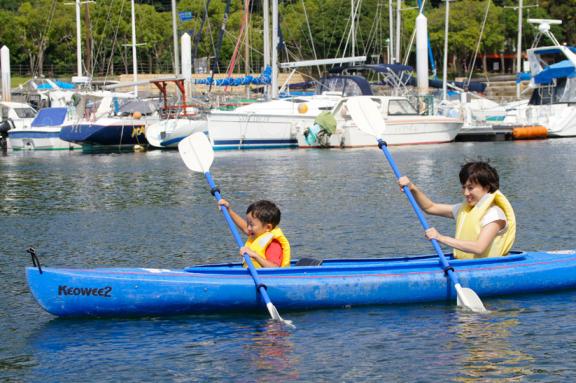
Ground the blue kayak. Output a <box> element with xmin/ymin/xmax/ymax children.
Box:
<box><xmin>26</xmin><ymin>250</ymin><xmax>576</xmax><ymax>318</ymax></box>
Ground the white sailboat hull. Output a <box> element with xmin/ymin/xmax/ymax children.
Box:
<box><xmin>146</xmin><ymin>118</ymin><xmax>207</xmax><ymax>148</ymax></box>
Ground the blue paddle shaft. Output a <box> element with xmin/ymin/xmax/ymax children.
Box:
<box><xmin>203</xmin><ymin>171</ymin><xmax>274</xmax><ymax>306</ymax></box>
<box><xmin>377</xmin><ymin>139</ymin><xmax>461</xmax><ymax>284</ymax></box>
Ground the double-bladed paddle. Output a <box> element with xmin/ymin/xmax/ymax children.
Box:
<box><xmin>347</xmin><ymin>98</ymin><xmax>487</xmax><ymax>313</ymax></box>
<box><xmin>178</xmin><ymin>132</ymin><xmax>294</xmax><ymax>327</ymax></box>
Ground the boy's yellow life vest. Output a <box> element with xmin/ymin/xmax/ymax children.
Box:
<box><xmin>454</xmin><ymin>190</ymin><xmax>516</xmax><ymax>259</ymax></box>
<box><xmin>244</xmin><ymin>227</ymin><xmax>291</xmax><ymax>268</ymax></box>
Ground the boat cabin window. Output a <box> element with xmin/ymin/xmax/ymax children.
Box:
<box><xmin>388</xmin><ymin>99</ymin><xmax>418</xmax><ymax>115</ymax></box>
<box><xmin>529</xmin><ymin>78</ymin><xmax>576</xmax><ymax>105</ymax></box>
<box><xmin>317</xmin><ymin>77</ymin><xmax>367</xmax><ymax>97</ymax></box>
<box><xmin>14</xmin><ymin>108</ymin><xmax>37</xmax><ymax>119</ymax></box>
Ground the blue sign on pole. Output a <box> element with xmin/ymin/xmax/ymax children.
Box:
<box><xmin>179</xmin><ymin>11</ymin><xmax>193</xmax><ymax>21</ymax></box>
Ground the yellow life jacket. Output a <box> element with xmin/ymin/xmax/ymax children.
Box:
<box><xmin>454</xmin><ymin>190</ymin><xmax>516</xmax><ymax>259</ymax></box>
<box><xmin>244</xmin><ymin>227</ymin><xmax>291</xmax><ymax>268</ymax></box>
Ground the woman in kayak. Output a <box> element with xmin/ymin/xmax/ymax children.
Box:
<box><xmin>218</xmin><ymin>199</ymin><xmax>291</xmax><ymax>268</ymax></box>
<box><xmin>398</xmin><ymin>161</ymin><xmax>516</xmax><ymax>259</ymax></box>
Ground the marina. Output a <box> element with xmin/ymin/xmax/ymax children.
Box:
<box><xmin>2</xmin><ymin>138</ymin><xmax>576</xmax><ymax>381</ymax></box>
<box><xmin>2</xmin><ymin>0</ymin><xmax>576</xmax><ymax>380</ymax></box>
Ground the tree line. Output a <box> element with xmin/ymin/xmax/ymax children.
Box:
<box><xmin>0</xmin><ymin>0</ymin><xmax>573</xmax><ymax>80</ymax></box>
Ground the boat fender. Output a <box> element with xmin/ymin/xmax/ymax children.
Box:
<box><xmin>26</xmin><ymin>247</ymin><xmax>43</xmax><ymax>274</ymax></box>
<box><xmin>295</xmin><ymin>258</ymin><xmax>323</xmax><ymax>266</ymax></box>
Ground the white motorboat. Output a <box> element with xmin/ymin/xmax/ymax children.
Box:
<box><xmin>491</xmin><ymin>20</ymin><xmax>576</xmax><ymax>138</ymax></box>
<box><xmin>8</xmin><ymin>107</ymin><xmax>80</xmax><ymax>151</ymax></box>
<box><xmin>206</xmin><ymin>75</ymin><xmax>375</xmax><ymax>150</ymax></box>
<box><xmin>298</xmin><ymin>96</ymin><xmax>462</xmax><ymax>148</ymax></box>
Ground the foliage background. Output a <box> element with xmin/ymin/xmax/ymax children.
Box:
<box><xmin>0</xmin><ymin>0</ymin><xmax>572</xmax><ymax>79</ymax></box>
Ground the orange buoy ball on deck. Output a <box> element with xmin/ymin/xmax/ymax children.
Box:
<box><xmin>512</xmin><ymin>125</ymin><xmax>548</xmax><ymax>140</ymax></box>
<box><xmin>132</xmin><ymin>111</ymin><xmax>142</xmax><ymax>120</ymax></box>
<box><xmin>298</xmin><ymin>103</ymin><xmax>309</xmax><ymax>114</ymax></box>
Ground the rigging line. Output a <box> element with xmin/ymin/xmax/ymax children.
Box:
<box><xmin>35</xmin><ymin>0</ymin><xmax>57</xmax><ymax>76</ymax></box>
<box><xmin>92</xmin><ymin>0</ymin><xmax>116</xmax><ymax>78</ymax></box>
<box><xmin>340</xmin><ymin>0</ymin><xmax>362</xmax><ymax>60</ymax></box>
<box><xmin>334</xmin><ymin>0</ymin><xmax>354</xmax><ymax>60</ymax></box>
<box><xmin>317</xmin><ymin>0</ymin><xmax>342</xmax><ymax>60</ymax></box>
<box><xmin>212</xmin><ymin>0</ymin><xmax>232</xmax><ymax>73</ymax></box>
<box><xmin>402</xmin><ymin>0</ymin><xmax>427</xmax><ymax>66</ymax></box>
<box><xmin>365</xmin><ymin>1</ymin><xmax>384</xmax><ymax>57</ymax></box>
<box><xmin>192</xmin><ymin>0</ymin><xmax>212</xmax><ymax>63</ymax></box>
<box><xmin>300</xmin><ymin>0</ymin><xmax>320</xmax><ymax>77</ymax></box>
<box><xmin>104</xmin><ymin>0</ymin><xmax>127</xmax><ymax>80</ymax></box>
<box><xmin>466</xmin><ymin>0</ymin><xmax>491</xmax><ymax>87</ymax></box>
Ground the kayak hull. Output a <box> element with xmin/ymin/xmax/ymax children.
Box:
<box><xmin>26</xmin><ymin>250</ymin><xmax>576</xmax><ymax>317</ymax></box>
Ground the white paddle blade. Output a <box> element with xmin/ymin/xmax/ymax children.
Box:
<box><xmin>345</xmin><ymin>97</ymin><xmax>386</xmax><ymax>137</ymax></box>
<box><xmin>178</xmin><ymin>132</ymin><xmax>214</xmax><ymax>173</ymax></box>
<box><xmin>266</xmin><ymin>302</ymin><xmax>295</xmax><ymax>328</ymax></box>
<box><xmin>455</xmin><ymin>284</ymin><xmax>489</xmax><ymax>313</ymax></box>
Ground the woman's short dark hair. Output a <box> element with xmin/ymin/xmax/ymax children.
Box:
<box><xmin>459</xmin><ymin>161</ymin><xmax>499</xmax><ymax>193</ymax></box>
<box><xmin>246</xmin><ymin>200</ymin><xmax>281</xmax><ymax>227</ymax></box>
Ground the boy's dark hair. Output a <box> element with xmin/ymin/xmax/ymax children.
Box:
<box><xmin>246</xmin><ymin>200</ymin><xmax>281</xmax><ymax>227</ymax></box>
<box><xmin>459</xmin><ymin>161</ymin><xmax>499</xmax><ymax>193</ymax></box>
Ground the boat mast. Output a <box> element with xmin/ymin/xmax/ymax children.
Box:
<box><xmin>76</xmin><ymin>0</ymin><xmax>83</xmax><ymax>79</ymax></box>
<box><xmin>172</xmin><ymin>0</ymin><xmax>180</xmax><ymax>75</ymax></box>
<box><xmin>389</xmin><ymin>0</ymin><xmax>394</xmax><ymax>62</ymax></box>
<box><xmin>131</xmin><ymin>0</ymin><xmax>138</xmax><ymax>96</ymax></box>
<box><xmin>442</xmin><ymin>0</ymin><xmax>450</xmax><ymax>101</ymax></box>
<box><xmin>263</xmin><ymin>0</ymin><xmax>270</xmax><ymax>99</ymax></box>
<box><xmin>516</xmin><ymin>0</ymin><xmax>523</xmax><ymax>99</ymax></box>
<box><xmin>271</xmin><ymin>0</ymin><xmax>278</xmax><ymax>98</ymax></box>
<box><xmin>395</xmin><ymin>0</ymin><xmax>401</xmax><ymax>63</ymax></box>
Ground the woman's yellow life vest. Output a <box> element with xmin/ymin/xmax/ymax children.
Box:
<box><xmin>244</xmin><ymin>227</ymin><xmax>291</xmax><ymax>268</ymax></box>
<box><xmin>454</xmin><ymin>190</ymin><xmax>516</xmax><ymax>259</ymax></box>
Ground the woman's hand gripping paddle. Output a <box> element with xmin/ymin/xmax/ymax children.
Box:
<box><xmin>178</xmin><ymin>132</ymin><xmax>294</xmax><ymax>327</ymax></box>
<box><xmin>346</xmin><ymin>98</ymin><xmax>487</xmax><ymax>313</ymax></box>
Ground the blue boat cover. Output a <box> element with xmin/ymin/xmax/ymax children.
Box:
<box><xmin>36</xmin><ymin>81</ymin><xmax>76</xmax><ymax>90</ymax></box>
<box><xmin>31</xmin><ymin>107</ymin><xmax>68</xmax><ymax>127</ymax></box>
<box><xmin>195</xmin><ymin>66</ymin><xmax>272</xmax><ymax>86</ymax></box>
<box><xmin>534</xmin><ymin>60</ymin><xmax>576</xmax><ymax>85</ymax></box>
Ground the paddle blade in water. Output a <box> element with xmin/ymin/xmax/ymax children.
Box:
<box><xmin>267</xmin><ymin>302</ymin><xmax>295</xmax><ymax>328</ymax></box>
<box><xmin>455</xmin><ymin>284</ymin><xmax>488</xmax><ymax>313</ymax></box>
<box><xmin>345</xmin><ymin>97</ymin><xmax>386</xmax><ymax>137</ymax></box>
<box><xmin>178</xmin><ymin>132</ymin><xmax>214</xmax><ymax>173</ymax></box>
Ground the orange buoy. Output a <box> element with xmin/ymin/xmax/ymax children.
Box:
<box><xmin>298</xmin><ymin>103</ymin><xmax>309</xmax><ymax>114</ymax></box>
<box><xmin>512</xmin><ymin>125</ymin><xmax>548</xmax><ymax>140</ymax></box>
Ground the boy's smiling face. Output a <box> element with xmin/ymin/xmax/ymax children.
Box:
<box><xmin>246</xmin><ymin>212</ymin><xmax>273</xmax><ymax>238</ymax></box>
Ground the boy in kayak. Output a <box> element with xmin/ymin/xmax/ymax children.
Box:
<box><xmin>398</xmin><ymin>161</ymin><xmax>516</xmax><ymax>259</ymax></box>
<box><xmin>218</xmin><ymin>199</ymin><xmax>291</xmax><ymax>268</ymax></box>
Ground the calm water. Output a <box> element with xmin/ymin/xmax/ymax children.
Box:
<box><xmin>2</xmin><ymin>139</ymin><xmax>576</xmax><ymax>382</ymax></box>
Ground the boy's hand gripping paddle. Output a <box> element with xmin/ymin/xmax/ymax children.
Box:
<box><xmin>179</xmin><ymin>132</ymin><xmax>295</xmax><ymax>327</ymax></box>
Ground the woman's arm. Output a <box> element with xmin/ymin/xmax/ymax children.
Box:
<box><xmin>398</xmin><ymin>176</ymin><xmax>454</xmax><ymax>218</ymax></box>
<box><xmin>425</xmin><ymin>220</ymin><xmax>505</xmax><ymax>256</ymax></box>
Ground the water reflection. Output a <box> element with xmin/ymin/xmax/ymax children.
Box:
<box><xmin>451</xmin><ymin>310</ymin><xmax>534</xmax><ymax>382</ymax></box>
<box><xmin>243</xmin><ymin>321</ymin><xmax>300</xmax><ymax>381</ymax></box>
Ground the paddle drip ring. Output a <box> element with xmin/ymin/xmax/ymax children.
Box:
<box><xmin>443</xmin><ymin>266</ymin><xmax>454</xmax><ymax>276</ymax></box>
<box><xmin>256</xmin><ymin>283</ymin><xmax>268</xmax><ymax>291</ymax></box>
<box><xmin>377</xmin><ymin>140</ymin><xmax>388</xmax><ymax>148</ymax></box>
<box><xmin>26</xmin><ymin>247</ymin><xmax>43</xmax><ymax>274</ymax></box>
<box><xmin>210</xmin><ymin>187</ymin><xmax>221</xmax><ymax>196</ymax></box>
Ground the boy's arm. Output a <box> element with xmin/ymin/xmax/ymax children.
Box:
<box><xmin>218</xmin><ymin>199</ymin><xmax>249</xmax><ymax>234</ymax></box>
